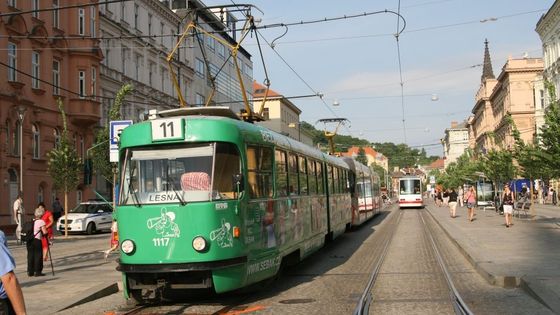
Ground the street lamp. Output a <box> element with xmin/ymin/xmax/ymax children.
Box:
<box><xmin>16</xmin><ymin>105</ymin><xmax>26</xmax><ymax>243</ymax></box>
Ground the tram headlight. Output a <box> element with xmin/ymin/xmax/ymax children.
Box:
<box><xmin>192</xmin><ymin>236</ymin><xmax>207</xmax><ymax>252</ymax></box>
<box><xmin>121</xmin><ymin>239</ymin><xmax>135</xmax><ymax>255</ymax></box>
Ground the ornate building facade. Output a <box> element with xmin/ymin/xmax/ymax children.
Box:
<box><xmin>0</xmin><ymin>0</ymin><xmax>102</xmax><ymax>225</ymax></box>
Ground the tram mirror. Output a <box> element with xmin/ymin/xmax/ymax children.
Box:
<box><xmin>233</xmin><ymin>174</ymin><xmax>244</xmax><ymax>193</ymax></box>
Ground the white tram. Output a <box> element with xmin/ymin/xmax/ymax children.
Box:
<box><xmin>398</xmin><ymin>176</ymin><xmax>424</xmax><ymax>208</ymax></box>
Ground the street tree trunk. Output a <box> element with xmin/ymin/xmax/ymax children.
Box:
<box><xmin>64</xmin><ymin>190</ymin><xmax>68</xmax><ymax>238</ymax></box>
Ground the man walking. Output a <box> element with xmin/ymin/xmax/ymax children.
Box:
<box><xmin>0</xmin><ymin>230</ymin><xmax>27</xmax><ymax>314</ymax></box>
<box><xmin>12</xmin><ymin>195</ymin><xmax>23</xmax><ymax>244</ymax></box>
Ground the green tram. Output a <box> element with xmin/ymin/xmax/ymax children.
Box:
<box><xmin>116</xmin><ymin>107</ymin><xmax>381</xmax><ymax>302</ymax></box>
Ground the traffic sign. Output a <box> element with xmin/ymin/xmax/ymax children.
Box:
<box><xmin>109</xmin><ymin>120</ymin><xmax>132</xmax><ymax>162</ymax></box>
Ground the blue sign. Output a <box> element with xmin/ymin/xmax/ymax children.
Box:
<box><xmin>109</xmin><ymin>120</ymin><xmax>133</xmax><ymax>146</ymax></box>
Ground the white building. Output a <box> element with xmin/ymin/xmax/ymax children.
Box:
<box><xmin>99</xmin><ymin>0</ymin><xmax>253</xmax><ymax>125</ymax></box>
<box><xmin>536</xmin><ymin>2</ymin><xmax>560</xmax><ymax>137</ymax></box>
<box><xmin>441</xmin><ymin>121</ymin><xmax>469</xmax><ymax>168</ymax></box>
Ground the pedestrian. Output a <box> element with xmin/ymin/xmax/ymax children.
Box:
<box><xmin>436</xmin><ymin>189</ymin><xmax>443</xmax><ymax>207</ymax></box>
<box><xmin>12</xmin><ymin>195</ymin><xmax>23</xmax><ymax>244</ymax></box>
<box><xmin>38</xmin><ymin>203</ymin><xmax>53</xmax><ymax>262</ymax></box>
<box><xmin>553</xmin><ymin>189</ymin><xmax>558</xmax><ymax>206</ymax></box>
<box><xmin>448</xmin><ymin>188</ymin><xmax>458</xmax><ymax>218</ymax></box>
<box><xmin>0</xmin><ymin>230</ymin><xmax>27</xmax><ymax>314</ymax></box>
<box><xmin>443</xmin><ymin>189</ymin><xmax>450</xmax><ymax>206</ymax></box>
<box><xmin>104</xmin><ymin>219</ymin><xmax>119</xmax><ymax>260</ymax></box>
<box><xmin>51</xmin><ymin>197</ymin><xmax>63</xmax><ymax>223</ymax></box>
<box><xmin>502</xmin><ymin>185</ymin><xmax>514</xmax><ymax>228</ymax></box>
<box><xmin>465</xmin><ymin>186</ymin><xmax>477</xmax><ymax>222</ymax></box>
<box><xmin>26</xmin><ymin>207</ymin><xmax>47</xmax><ymax>277</ymax></box>
<box><xmin>458</xmin><ymin>186</ymin><xmax>464</xmax><ymax>207</ymax></box>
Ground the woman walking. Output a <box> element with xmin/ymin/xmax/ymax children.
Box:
<box><xmin>448</xmin><ymin>188</ymin><xmax>458</xmax><ymax>218</ymax></box>
<box><xmin>465</xmin><ymin>186</ymin><xmax>477</xmax><ymax>222</ymax></box>
<box><xmin>502</xmin><ymin>185</ymin><xmax>514</xmax><ymax>228</ymax></box>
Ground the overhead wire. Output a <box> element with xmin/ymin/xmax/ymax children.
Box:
<box><xmin>395</xmin><ymin>0</ymin><xmax>407</xmax><ymax>144</ymax></box>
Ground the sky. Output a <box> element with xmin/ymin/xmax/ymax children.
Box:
<box><xmin>206</xmin><ymin>0</ymin><xmax>554</xmax><ymax>156</ymax></box>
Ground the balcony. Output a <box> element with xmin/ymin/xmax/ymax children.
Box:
<box><xmin>67</xmin><ymin>98</ymin><xmax>101</xmax><ymax>127</ymax></box>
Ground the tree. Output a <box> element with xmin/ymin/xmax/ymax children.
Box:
<box><xmin>479</xmin><ymin>149</ymin><xmax>516</xmax><ymax>189</ymax></box>
<box><xmin>90</xmin><ymin>84</ymin><xmax>133</xmax><ymax>192</ymax></box>
<box><xmin>370</xmin><ymin>164</ymin><xmax>388</xmax><ymax>188</ymax></box>
<box><xmin>539</xmin><ymin>82</ymin><xmax>560</xmax><ymax>178</ymax></box>
<box><xmin>356</xmin><ymin>147</ymin><xmax>368</xmax><ymax>165</ymax></box>
<box><xmin>47</xmin><ymin>99</ymin><xmax>83</xmax><ymax>238</ymax></box>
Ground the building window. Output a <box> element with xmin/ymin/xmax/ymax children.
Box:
<box><xmin>8</xmin><ymin>0</ymin><xmax>16</xmax><ymax>8</ymax></box>
<box><xmin>121</xmin><ymin>1</ymin><xmax>126</xmax><ymax>22</ymax></box>
<box><xmin>8</xmin><ymin>42</ymin><xmax>17</xmax><ymax>82</ymax></box>
<box><xmin>206</xmin><ymin>35</ymin><xmax>215</xmax><ymax>51</ymax></box>
<box><xmin>38</xmin><ymin>186</ymin><xmax>44</xmax><ymax>204</ymax></box>
<box><xmin>91</xmin><ymin>67</ymin><xmax>96</xmax><ymax>98</ymax></box>
<box><xmin>52</xmin><ymin>60</ymin><xmax>60</xmax><ymax>95</ymax></box>
<box><xmin>195</xmin><ymin>93</ymin><xmax>205</xmax><ymax>107</ymax></box>
<box><xmin>14</xmin><ymin>121</ymin><xmax>20</xmax><ymax>156</ymax></box>
<box><xmin>53</xmin><ymin>0</ymin><xmax>59</xmax><ymax>28</ymax></box>
<box><xmin>148</xmin><ymin>62</ymin><xmax>154</xmax><ymax>86</ymax></box>
<box><xmin>148</xmin><ymin>14</ymin><xmax>152</xmax><ymax>37</ymax></box>
<box><xmin>134</xmin><ymin>4</ymin><xmax>139</xmax><ymax>29</ymax></box>
<box><xmin>5</xmin><ymin>121</ymin><xmax>11</xmax><ymax>152</ymax></box>
<box><xmin>77</xmin><ymin>190</ymin><xmax>83</xmax><ymax>204</ymax></box>
<box><xmin>160</xmin><ymin>67</ymin><xmax>166</xmax><ymax>93</ymax></box>
<box><xmin>53</xmin><ymin>128</ymin><xmax>60</xmax><ymax>149</ymax></box>
<box><xmin>160</xmin><ymin>22</ymin><xmax>164</xmax><ymax>45</ymax></box>
<box><xmin>217</xmin><ymin>43</ymin><xmax>225</xmax><ymax>59</ymax></box>
<box><xmin>32</xmin><ymin>51</ymin><xmax>40</xmax><ymax>89</ymax></box>
<box><xmin>195</xmin><ymin>58</ymin><xmax>205</xmax><ymax>78</ymax></box>
<box><xmin>135</xmin><ymin>54</ymin><xmax>140</xmax><ymax>80</ymax></box>
<box><xmin>263</xmin><ymin>108</ymin><xmax>270</xmax><ymax>120</ymax></box>
<box><xmin>540</xmin><ymin>89</ymin><xmax>545</xmax><ymax>109</ymax></box>
<box><xmin>80</xmin><ymin>135</ymin><xmax>84</xmax><ymax>159</ymax></box>
<box><xmin>32</xmin><ymin>0</ymin><xmax>39</xmax><ymax>18</ymax></box>
<box><xmin>32</xmin><ymin>124</ymin><xmax>40</xmax><ymax>159</ymax></box>
<box><xmin>90</xmin><ymin>5</ymin><xmax>96</xmax><ymax>37</ymax></box>
<box><xmin>78</xmin><ymin>70</ymin><xmax>86</xmax><ymax>98</ymax></box>
<box><xmin>78</xmin><ymin>8</ymin><xmax>85</xmax><ymax>35</ymax></box>
<box><xmin>121</xmin><ymin>47</ymin><xmax>128</xmax><ymax>75</ymax></box>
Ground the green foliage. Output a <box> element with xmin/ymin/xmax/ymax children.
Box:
<box><xmin>372</xmin><ymin>142</ymin><xmax>438</xmax><ymax>170</ymax></box>
<box><xmin>47</xmin><ymin>99</ymin><xmax>83</xmax><ymax>193</ymax></box>
<box><xmin>508</xmin><ymin>113</ymin><xmax>550</xmax><ymax>180</ymax></box>
<box><xmin>90</xmin><ymin>84</ymin><xmax>133</xmax><ymax>181</ymax></box>
<box><xmin>356</xmin><ymin>147</ymin><xmax>368</xmax><ymax>165</ymax></box>
<box><xmin>479</xmin><ymin>149</ymin><xmax>516</xmax><ymax>186</ymax></box>
<box><xmin>435</xmin><ymin>151</ymin><xmax>480</xmax><ymax>189</ymax></box>
<box><xmin>538</xmin><ymin>82</ymin><xmax>560</xmax><ymax>178</ymax></box>
<box><xmin>370</xmin><ymin>164</ymin><xmax>388</xmax><ymax>187</ymax></box>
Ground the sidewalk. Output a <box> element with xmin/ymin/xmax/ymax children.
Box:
<box><xmin>6</xmin><ymin>233</ymin><xmax>121</xmax><ymax>314</ymax></box>
<box><xmin>425</xmin><ymin>200</ymin><xmax>560</xmax><ymax>313</ymax></box>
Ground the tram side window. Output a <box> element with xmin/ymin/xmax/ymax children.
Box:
<box><xmin>333</xmin><ymin>167</ymin><xmax>340</xmax><ymax>194</ymax></box>
<box><xmin>288</xmin><ymin>153</ymin><xmax>298</xmax><ymax>195</ymax></box>
<box><xmin>307</xmin><ymin>159</ymin><xmax>317</xmax><ymax>195</ymax></box>
<box><xmin>213</xmin><ymin>143</ymin><xmax>241</xmax><ymax>199</ymax></box>
<box><xmin>327</xmin><ymin>165</ymin><xmax>334</xmax><ymax>194</ymax></box>
<box><xmin>298</xmin><ymin>156</ymin><xmax>308</xmax><ymax>195</ymax></box>
<box><xmin>246</xmin><ymin>146</ymin><xmax>273</xmax><ymax>199</ymax></box>
<box><xmin>275</xmin><ymin>149</ymin><xmax>288</xmax><ymax>197</ymax></box>
<box><xmin>316</xmin><ymin>161</ymin><xmax>324</xmax><ymax>194</ymax></box>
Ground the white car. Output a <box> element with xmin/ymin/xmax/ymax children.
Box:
<box><xmin>57</xmin><ymin>201</ymin><xmax>113</xmax><ymax>234</ymax></box>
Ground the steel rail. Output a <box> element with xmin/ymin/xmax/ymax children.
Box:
<box><xmin>419</xmin><ymin>211</ymin><xmax>474</xmax><ymax>315</ymax></box>
<box><xmin>353</xmin><ymin>209</ymin><xmax>403</xmax><ymax>315</ymax></box>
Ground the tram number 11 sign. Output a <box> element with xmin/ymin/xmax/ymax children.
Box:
<box><xmin>151</xmin><ymin>118</ymin><xmax>184</xmax><ymax>141</ymax></box>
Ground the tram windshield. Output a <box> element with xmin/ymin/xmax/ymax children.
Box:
<box><xmin>119</xmin><ymin>142</ymin><xmax>240</xmax><ymax>205</ymax></box>
<box><xmin>400</xmin><ymin>178</ymin><xmax>421</xmax><ymax>195</ymax></box>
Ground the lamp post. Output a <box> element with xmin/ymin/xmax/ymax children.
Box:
<box><xmin>16</xmin><ymin>105</ymin><xmax>26</xmax><ymax>243</ymax></box>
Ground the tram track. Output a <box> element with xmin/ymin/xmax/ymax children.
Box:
<box><xmin>354</xmin><ymin>208</ymin><xmax>473</xmax><ymax>315</ymax></box>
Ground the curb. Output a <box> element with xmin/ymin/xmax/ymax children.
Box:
<box><xmin>424</xmin><ymin>207</ymin><xmax>520</xmax><ymax>288</ymax></box>
<box><xmin>520</xmin><ymin>276</ymin><xmax>560</xmax><ymax>314</ymax></box>
<box><xmin>56</xmin><ymin>282</ymin><xmax>119</xmax><ymax>312</ymax></box>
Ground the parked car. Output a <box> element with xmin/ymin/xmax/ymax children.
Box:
<box><xmin>57</xmin><ymin>201</ymin><xmax>113</xmax><ymax>234</ymax></box>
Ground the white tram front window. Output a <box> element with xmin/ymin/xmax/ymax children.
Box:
<box><xmin>120</xmin><ymin>143</ymin><xmax>240</xmax><ymax>205</ymax></box>
<box><xmin>400</xmin><ymin>179</ymin><xmax>421</xmax><ymax>195</ymax></box>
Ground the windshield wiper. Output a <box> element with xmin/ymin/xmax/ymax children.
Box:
<box><xmin>128</xmin><ymin>163</ymin><xmax>141</xmax><ymax>208</ymax></box>
<box><xmin>166</xmin><ymin>163</ymin><xmax>186</xmax><ymax>206</ymax></box>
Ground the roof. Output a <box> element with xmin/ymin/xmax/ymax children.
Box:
<box><xmin>342</xmin><ymin>146</ymin><xmax>387</xmax><ymax>160</ymax></box>
<box><xmin>427</xmin><ymin>158</ymin><xmax>445</xmax><ymax>170</ymax></box>
<box><xmin>253</xmin><ymin>81</ymin><xmax>281</xmax><ymax>98</ymax></box>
